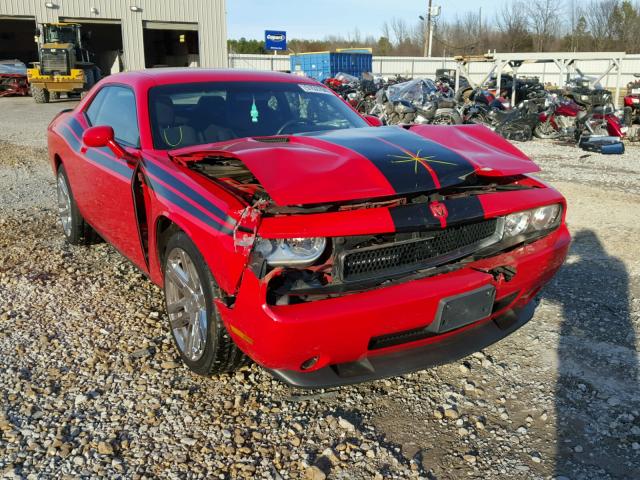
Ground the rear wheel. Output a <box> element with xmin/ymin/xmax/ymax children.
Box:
<box><xmin>32</xmin><ymin>86</ymin><xmax>50</xmax><ymax>104</ymax></box>
<box><xmin>163</xmin><ymin>232</ymin><xmax>248</xmax><ymax>376</ymax></box>
<box><xmin>56</xmin><ymin>165</ymin><xmax>97</xmax><ymax>245</ymax></box>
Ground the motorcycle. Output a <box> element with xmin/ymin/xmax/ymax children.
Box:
<box><xmin>534</xmin><ymin>94</ymin><xmax>580</xmax><ymax>139</ymax></box>
<box><xmin>463</xmin><ymin>89</ymin><xmax>546</xmax><ymax>142</ymax></box>
<box><xmin>374</xmin><ymin>78</ymin><xmax>462</xmax><ymax>125</ymax></box>
<box><xmin>325</xmin><ymin>72</ymin><xmax>381</xmax><ymax>115</ymax></box>
<box><xmin>569</xmin><ymin>88</ymin><xmax>627</xmax><ymax>140</ymax></box>
<box><xmin>623</xmin><ymin>74</ymin><xmax>640</xmax><ymax>126</ymax></box>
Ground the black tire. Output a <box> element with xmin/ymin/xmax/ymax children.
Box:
<box><xmin>162</xmin><ymin>232</ymin><xmax>248</xmax><ymax>376</ymax></box>
<box><xmin>432</xmin><ymin>108</ymin><xmax>462</xmax><ymax>125</ymax></box>
<box><xmin>624</xmin><ymin>107</ymin><xmax>633</xmax><ymax>127</ymax></box>
<box><xmin>56</xmin><ymin>165</ymin><xmax>98</xmax><ymax>245</ymax></box>
<box><xmin>32</xmin><ymin>86</ymin><xmax>50</xmax><ymax>104</ymax></box>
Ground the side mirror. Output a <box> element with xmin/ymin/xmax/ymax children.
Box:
<box><xmin>82</xmin><ymin>125</ymin><xmax>128</xmax><ymax>159</ymax></box>
<box><xmin>363</xmin><ymin>115</ymin><xmax>383</xmax><ymax>127</ymax></box>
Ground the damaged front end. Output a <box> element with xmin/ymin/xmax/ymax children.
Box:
<box><xmin>168</xmin><ymin>132</ymin><xmax>569</xmax><ymax>381</ymax></box>
<box><xmin>171</xmin><ymin>139</ymin><xmax>562</xmax><ymax>309</ymax></box>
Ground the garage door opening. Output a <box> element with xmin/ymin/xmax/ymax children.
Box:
<box><xmin>0</xmin><ymin>17</ymin><xmax>38</xmax><ymax>65</ymax></box>
<box><xmin>143</xmin><ymin>22</ymin><xmax>199</xmax><ymax>68</ymax></box>
<box><xmin>59</xmin><ymin>19</ymin><xmax>123</xmax><ymax>76</ymax></box>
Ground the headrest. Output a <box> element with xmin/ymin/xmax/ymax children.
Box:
<box><xmin>155</xmin><ymin>96</ymin><xmax>175</xmax><ymax>127</ymax></box>
<box><xmin>197</xmin><ymin>95</ymin><xmax>226</xmax><ymax>112</ymax></box>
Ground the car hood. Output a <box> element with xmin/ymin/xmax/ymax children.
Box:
<box><xmin>170</xmin><ymin>125</ymin><xmax>539</xmax><ymax>206</ymax></box>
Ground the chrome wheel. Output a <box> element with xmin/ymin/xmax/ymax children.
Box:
<box><xmin>57</xmin><ymin>172</ymin><xmax>72</xmax><ymax>237</ymax></box>
<box><xmin>164</xmin><ymin>248</ymin><xmax>208</xmax><ymax>362</ymax></box>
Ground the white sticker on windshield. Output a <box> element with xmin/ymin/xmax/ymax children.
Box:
<box><xmin>298</xmin><ymin>84</ymin><xmax>333</xmax><ymax>95</ymax></box>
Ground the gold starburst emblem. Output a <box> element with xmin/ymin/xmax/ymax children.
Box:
<box><xmin>390</xmin><ymin>149</ymin><xmax>456</xmax><ymax>175</ymax></box>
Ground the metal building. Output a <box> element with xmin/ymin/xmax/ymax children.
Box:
<box><xmin>0</xmin><ymin>0</ymin><xmax>227</xmax><ymax>72</ymax></box>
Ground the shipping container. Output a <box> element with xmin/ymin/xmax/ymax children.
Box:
<box><xmin>290</xmin><ymin>51</ymin><xmax>373</xmax><ymax>81</ymax></box>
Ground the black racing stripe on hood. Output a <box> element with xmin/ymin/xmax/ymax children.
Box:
<box><xmin>304</xmin><ymin>127</ymin><xmax>476</xmax><ymax>194</ymax></box>
<box><xmin>389</xmin><ymin>196</ymin><xmax>485</xmax><ymax>232</ymax></box>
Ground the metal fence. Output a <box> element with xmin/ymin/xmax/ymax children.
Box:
<box><xmin>228</xmin><ymin>53</ymin><xmax>640</xmax><ymax>88</ymax></box>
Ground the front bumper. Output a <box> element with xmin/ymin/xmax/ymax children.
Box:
<box><xmin>272</xmin><ymin>299</ymin><xmax>536</xmax><ymax>388</ymax></box>
<box><xmin>216</xmin><ymin>225</ymin><xmax>570</xmax><ymax>385</ymax></box>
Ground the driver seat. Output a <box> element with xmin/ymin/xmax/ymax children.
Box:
<box><xmin>154</xmin><ymin>96</ymin><xmax>199</xmax><ymax>149</ymax></box>
<box><xmin>194</xmin><ymin>95</ymin><xmax>235</xmax><ymax>143</ymax></box>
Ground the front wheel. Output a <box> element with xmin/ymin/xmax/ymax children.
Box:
<box><xmin>163</xmin><ymin>232</ymin><xmax>248</xmax><ymax>376</ymax></box>
<box><xmin>32</xmin><ymin>86</ymin><xmax>50</xmax><ymax>104</ymax></box>
<box><xmin>534</xmin><ymin>121</ymin><xmax>561</xmax><ymax>139</ymax></box>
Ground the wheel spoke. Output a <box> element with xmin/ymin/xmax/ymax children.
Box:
<box><xmin>166</xmin><ymin>296</ymin><xmax>189</xmax><ymax>315</ymax></box>
<box><xmin>189</xmin><ymin>318</ymin><xmax>199</xmax><ymax>357</ymax></box>
<box><xmin>178</xmin><ymin>250</ymin><xmax>200</xmax><ymax>291</ymax></box>
<box><xmin>169</xmin><ymin>309</ymin><xmax>190</xmax><ymax>330</ymax></box>
<box><xmin>184</xmin><ymin>316</ymin><xmax>195</xmax><ymax>357</ymax></box>
<box><xmin>165</xmin><ymin>260</ymin><xmax>191</xmax><ymax>292</ymax></box>
<box><xmin>194</xmin><ymin>309</ymin><xmax>207</xmax><ymax>356</ymax></box>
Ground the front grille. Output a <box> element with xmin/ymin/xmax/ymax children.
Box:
<box><xmin>41</xmin><ymin>50</ymin><xmax>69</xmax><ymax>75</ymax></box>
<box><xmin>341</xmin><ymin>219</ymin><xmax>499</xmax><ymax>282</ymax></box>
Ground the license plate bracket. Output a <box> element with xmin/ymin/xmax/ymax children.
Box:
<box><xmin>430</xmin><ymin>285</ymin><xmax>496</xmax><ymax>334</ymax></box>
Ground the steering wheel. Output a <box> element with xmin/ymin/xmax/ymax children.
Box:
<box><xmin>276</xmin><ymin>119</ymin><xmax>310</xmax><ymax>135</ymax></box>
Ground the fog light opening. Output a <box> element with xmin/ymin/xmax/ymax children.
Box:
<box><xmin>300</xmin><ymin>356</ymin><xmax>319</xmax><ymax>371</ymax></box>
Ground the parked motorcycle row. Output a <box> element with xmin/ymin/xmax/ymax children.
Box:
<box><xmin>323</xmin><ymin>70</ymin><xmax>635</xmax><ymax>154</ymax></box>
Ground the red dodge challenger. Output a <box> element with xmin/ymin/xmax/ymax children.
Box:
<box><xmin>48</xmin><ymin>69</ymin><xmax>570</xmax><ymax>387</ymax></box>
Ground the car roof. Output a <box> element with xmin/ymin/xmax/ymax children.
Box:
<box><xmin>104</xmin><ymin>68</ymin><xmax>320</xmax><ymax>88</ymax></box>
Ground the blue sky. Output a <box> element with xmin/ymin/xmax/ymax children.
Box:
<box><xmin>227</xmin><ymin>0</ymin><xmax>505</xmax><ymax>40</ymax></box>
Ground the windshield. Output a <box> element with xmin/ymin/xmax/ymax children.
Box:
<box><xmin>148</xmin><ymin>81</ymin><xmax>368</xmax><ymax>150</ymax></box>
<box><xmin>386</xmin><ymin>78</ymin><xmax>438</xmax><ymax>104</ymax></box>
<box><xmin>0</xmin><ymin>61</ymin><xmax>26</xmax><ymax>75</ymax></box>
<box><xmin>45</xmin><ymin>26</ymin><xmax>77</xmax><ymax>44</ymax></box>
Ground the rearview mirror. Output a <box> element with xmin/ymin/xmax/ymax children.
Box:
<box><xmin>363</xmin><ymin>115</ymin><xmax>383</xmax><ymax>127</ymax></box>
<box><xmin>82</xmin><ymin>125</ymin><xmax>127</xmax><ymax>158</ymax></box>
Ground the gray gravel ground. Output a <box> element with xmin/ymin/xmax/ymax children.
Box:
<box><xmin>0</xmin><ymin>97</ymin><xmax>639</xmax><ymax>479</ymax></box>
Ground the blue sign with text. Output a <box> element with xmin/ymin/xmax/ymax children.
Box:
<box><xmin>265</xmin><ymin>30</ymin><xmax>287</xmax><ymax>51</ymax></box>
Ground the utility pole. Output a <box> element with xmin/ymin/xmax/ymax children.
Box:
<box><xmin>425</xmin><ymin>0</ymin><xmax>432</xmax><ymax>57</ymax></box>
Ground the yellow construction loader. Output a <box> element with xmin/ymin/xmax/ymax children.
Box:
<box><xmin>27</xmin><ymin>23</ymin><xmax>101</xmax><ymax>103</ymax></box>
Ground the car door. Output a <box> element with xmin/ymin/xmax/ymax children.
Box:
<box><xmin>74</xmin><ymin>85</ymin><xmax>147</xmax><ymax>271</ymax></box>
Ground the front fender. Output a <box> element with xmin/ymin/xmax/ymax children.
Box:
<box><xmin>141</xmin><ymin>155</ymin><xmax>251</xmax><ymax>295</ymax></box>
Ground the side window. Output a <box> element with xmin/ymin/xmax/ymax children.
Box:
<box><xmin>85</xmin><ymin>86</ymin><xmax>140</xmax><ymax>147</ymax></box>
<box><xmin>85</xmin><ymin>88</ymin><xmax>108</xmax><ymax>125</ymax></box>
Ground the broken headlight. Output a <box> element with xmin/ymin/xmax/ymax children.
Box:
<box><xmin>503</xmin><ymin>204</ymin><xmax>562</xmax><ymax>239</ymax></box>
<box><xmin>254</xmin><ymin>237</ymin><xmax>327</xmax><ymax>267</ymax></box>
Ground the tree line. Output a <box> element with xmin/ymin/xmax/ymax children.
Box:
<box><xmin>228</xmin><ymin>0</ymin><xmax>640</xmax><ymax>56</ymax></box>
